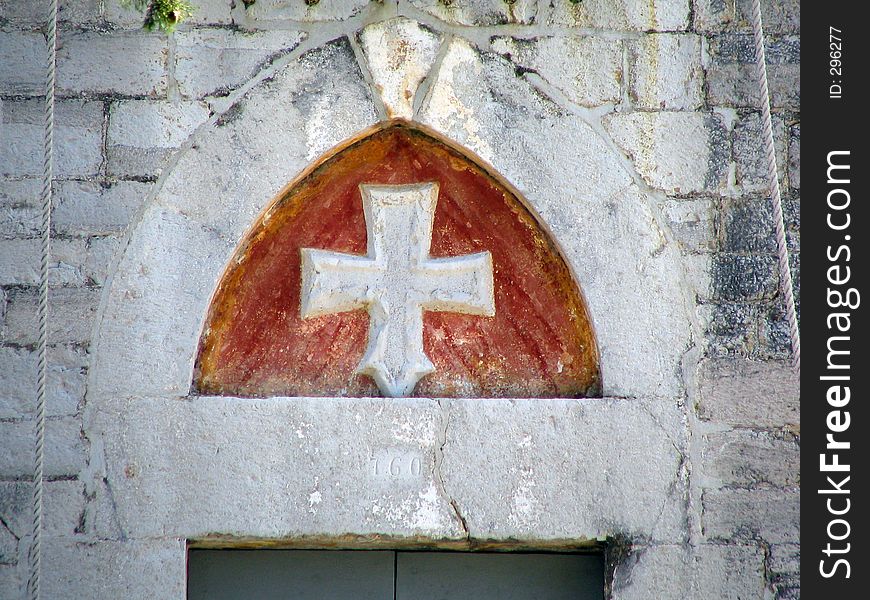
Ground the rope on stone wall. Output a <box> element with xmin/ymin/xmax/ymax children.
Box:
<box><xmin>26</xmin><ymin>0</ymin><xmax>57</xmax><ymax>597</ymax></box>
<box><xmin>749</xmin><ymin>0</ymin><xmax>801</xmax><ymax>371</ymax></box>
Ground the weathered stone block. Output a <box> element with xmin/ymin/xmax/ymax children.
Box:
<box><xmin>709</xmin><ymin>254</ymin><xmax>779</xmax><ymax>302</ymax></box>
<box><xmin>0</xmin><ymin>0</ymin><xmax>101</xmax><ymax>25</ymax></box>
<box><xmin>612</xmin><ymin>544</ymin><xmax>766</xmax><ymax>600</ymax></box>
<box><xmin>629</xmin><ymin>33</ymin><xmax>703</xmax><ymax>110</ymax></box>
<box><xmin>0</xmin><ymin>32</ymin><xmax>46</xmax><ymax>95</ymax></box>
<box><xmin>0</xmin><ymin>344</ymin><xmax>89</xmax><ymax>420</ymax></box>
<box><xmin>441</xmin><ymin>398</ymin><xmax>687</xmax><ymax>542</ymax></box>
<box><xmin>411</xmin><ymin>0</ymin><xmax>537</xmax><ymax>26</ymax></box>
<box><xmin>549</xmin><ymin>0</ymin><xmax>690</xmax><ymax>30</ymax></box>
<box><xmin>0</xmin><ymin>179</ymin><xmax>41</xmax><ymax>239</ymax></box>
<box><xmin>0</xmin><ymin>417</ymin><xmax>87</xmax><ymax>480</ymax></box>
<box><xmin>0</xmin><ymin>523</ymin><xmax>16</xmax><ymax>565</ymax></box>
<box><xmin>0</xmin><ymin>287</ymin><xmax>100</xmax><ymax>346</ymax></box>
<box><xmin>109</xmin><ymin>100</ymin><xmax>210</xmax><ymax>149</ymax></box>
<box><xmin>705</xmin><ymin>34</ymin><xmax>800</xmax><ymax>109</ymax></box>
<box><xmin>42</xmin><ymin>539</ymin><xmax>186</xmax><ymax>600</ymax></box>
<box><xmin>0</xmin><ymin>239</ymin><xmax>39</xmax><ymax>286</ymax></box>
<box><xmin>57</xmin><ymin>31</ymin><xmax>167</xmax><ymax>96</ymax></box>
<box><xmin>492</xmin><ymin>35</ymin><xmax>623</xmax><ymax>108</ymax></box>
<box><xmin>88</xmin><ymin>396</ymin><xmax>684</xmax><ymax>543</ymax></box>
<box><xmin>0</xmin><ymin>99</ymin><xmax>103</xmax><ymax>178</ymax></box>
<box><xmin>44</xmin><ymin>480</ymin><xmax>86</xmax><ymax>538</ymax></box>
<box><xmin>722</xmin><ymin>197</ymin><xmax>777</xmax><ymax>253</ymax></box>
<box><xmin>698</xmin><ymin>302</ymin><xmax>791</xmax><ymax>360</ymax></box>
<box><xmin>732</xmin><ymin>110</ymin><xmax>789</xmax><ymax>192</ymax></box>
<box><xmin>697</xmin><ymin>358</ymin><xmax>798</xmax><ymax>427</ymax></box>
<box><xmin>702</xmin><ymin>488</ymin><xmax>799</xmax><ymax>543</ymax></box>
<box><xmin>0</xmin><ymin>565</ymin><xmax>22</xmax><ymax>599</ymax></box>
<box><xmin>243</xmin><ymin>0</ymin><xmax>371</xmax><ymax>22</ymax></box>
<box><xmin>175</xmin><ymin>29</ymin><xmax>306</xmax><ymax>99</ymax></box>
<box><xmin>604</xmin><ymin>111</ymin><xmax>729</xmax><ymax>194</ymax></box>
<box><xmin>700</xmin><ymin>429</ymin><xmax>799</xmax><ymax>488</ymax></box>
<box><xmin>107</xmin><ymin>100</ymin><xmax>210</xmax><ymax>178</ymax></box>
<box><xmin>660</xmin><ymin>198</ymin><xmax>717</xmax><ymax>253</ymax></box>
<box><xmin>360</xmin><ymin>18</ymin><xmax>442</xmax><ymax>119</ymax></box>
<box><xmin>53</xmin><ymin>180</ymin><xmax>152</xmax><ymax>236</ymax></box>
<box><xmin>694</xmin><ymin>0</ymin><xmax>800</xmax><ymax>35</ymax></box>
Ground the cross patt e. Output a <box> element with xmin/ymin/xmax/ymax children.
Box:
<box><xmin>300</xmin><ymin>182</ymin><xmax>495</xmax><ymax>397</ymax></box>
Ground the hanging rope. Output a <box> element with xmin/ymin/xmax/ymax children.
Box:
<box><xmin>749</xmin><ymin>0</ymin><xmax>800</xmax><ymax>371</ymax></box>
<box><xmin>26</xmin><ymin>0</ymin><xmax>57</xmax><ymax>598</ymax></box>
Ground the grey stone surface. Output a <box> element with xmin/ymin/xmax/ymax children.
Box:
<box><xmin>0</xmin><ymin>523</ymin><xmax>16</xmax><ymax>565</ymax></box>
<box><xmin>42</xmin><ymin>539</ymin><xmax>186</xmax><ymax>600</ymax></box>
<box><xmin>106</xmin><ymin>99</ymin><xmax>210</xmax><ymax>177</ymax></box>
<box><xmin>0</xmin><ymin>344</ymin><xmax>85</xmax><ymax>419</ymax></box>
<box><xmin>548</xmin><ymin>0</ymin><xmax>690</xmax><ymax>31</ymax></box>
<box><xmin>411</xmin><ymin>0</ymin><xmax>538</xmax><ymax>25</ymax></box>
<box><xmin>57</xmin><ymin>31</ymin><xmax>167</xmax><ymax>96</ymax></box>
<box><xmin>0</xmin><ymin>31</ymin><xmax>46</xmax><ymax>95</ymax></box>
<box><xmin>174</xmin><ymin>29</ymin><xmax>306</xmax><ymax>99</ymax></box>
<box><xmin>44</xmin><ymin>480</ymin><xmax>86</xmax><ymax>538</ymax></box>
<box><xmin>109</xmin><ymin>100</ymin><xmax>211</xmax><ymax>149</ymax></box>
<box><xmin>419</xmin><ymin>38</ymin><xmax>692</xmax><ymax>398</ymax></box>
<box><xmin>660</xmin><ymin>198</ymin><xmax>717</xmax><ymax>253</ymax></box>
<box><xmin>708</xmin><ymin>254</ymin><xmax>778</xmax><ymax>302</ymax></box>
<box><xmin>440</xmin><ymin>398</ymin><xmax>687</xmax><ymax>542</ymax></box>
<box><xmin>0</xmin><ymin>179</ymin><xmax>41</xmax><ymax>239</ymax></box>
<box><xmin>0</xmin><ymin>287</ymin><xmax>100</xmax><ymax>346</ymax></box>
<box><xmin>53</xmin><ymin>180</ymin><xmax>152</xmax><ymax>236</ymax></box>
<box><xmin>612</xmin><ymin>544</ymin><xmax>766</xmax><ymax>600</ymax></box>
<box><xmin>697</xmin><ymin>358</ymin><xmax>799</xmax><ymax>427</ymax></box>
<box><xmin>604</xmin><ymin>111</ymin><xmax>729</xmax><ymax>195</ymax></box>
<box><xmin>722</xmin><ymin>197</ymin><xmax>778</xmax><ymax>253</ymax></box>
<box><xmin>0</xmin><ymin>564</ymin><xmax>22</xmax><ymax>599</ymax></box>
<box><xmin>732</xmin><ymin>110</ymin><xmax>789</xmax><ymax>192</ymax></box>
<box><xmin>702</xmin><ymin>488</ymin><xmax>799</xmax><ymax>543</ymax></box>
<box><xmin>243</xmin><ymin>0</ymin><xmax>371</xmax><ymax>22</ymax></box>
<box><xmin>0</xmin><ymin>417</ymin><xmax>87</xmax><ymax>480</ymax></box>
<box><xmin>700</xmin><ymin>429</ymin><xmax>799</xmax><ymax>489</ymax></box>
<box><xmin>87</xmin><ymin>396</ymin><xmax>684</xmax><ymax>543</ymax></box>
<box><xmin>0</xmin><ymin>239</ymin><xmax>38</xmax><ymax>286</ymax></box>
<box><xmin>155</xmin><ymin>37</ymin><xmax>379</xmax><ymax>243</ymax></box>
<box><xmin>0</xmin><ymin>99</ymin><xmax>103</xmax><ymax>179</ymax></box>
<box><xmin>360</xmin><ymin>18</ymin><xmax>442</xmax><ymax>119</ymax></box>
<box><xmin>628</xmin><ymin>33</ymin><xmax>703</xmax><ymax>110</ymax></box>
<box><xmin>90</xmin><ymin>396</ymin><xmax>463</xmax><ymax>539</ymax></box>
<box><xmin>492</xmin><ymin>35</ymin><xmax>623</xmax><ymax>108</ymax></box>
<box><xmin>699</xmin><ymin>302</ymin><xmax>792</xmax><ymax>360</ymax></box>
<box><xmin>705</xmin><ymin>34</ymin><xmax>800</xmax><ymax>110</ymax></box>
<box><xmin>694</xmin><ymin>0</ymin><xmax>800</xmax><ymax>34</ymax></box>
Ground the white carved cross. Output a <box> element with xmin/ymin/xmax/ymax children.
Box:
<box><xmin>300</xmin><ymin>182</ymin><xmax>495</xmax><ymax>397</ymax></box>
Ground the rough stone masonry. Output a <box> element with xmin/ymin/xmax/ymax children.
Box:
<box><xmin>0</xmin><ymin>1</ymin><xmax>799</xmax><ymax>599</ymax></box>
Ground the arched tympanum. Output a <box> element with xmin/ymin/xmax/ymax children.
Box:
<box><xmin>195</xmin><ymin>120</ymin><xmax>600</xmax><ymax>398</ymax></box>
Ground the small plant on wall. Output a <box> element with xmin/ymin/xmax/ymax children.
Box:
<box><xmin>120</xmin><ymin>0</ymin><xmax>195</xmax><ymax>32</ymax></box>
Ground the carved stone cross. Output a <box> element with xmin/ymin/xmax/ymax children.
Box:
<box><xmin>300</xmin><ymin>182</ymin><xmax>495</xmax><ymax>397</ymax></box>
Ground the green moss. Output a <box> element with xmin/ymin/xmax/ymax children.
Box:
<box><xmin>120</xmin><ymin>0</ymin><xmax>195</xmax><ymax>33</ymax></box>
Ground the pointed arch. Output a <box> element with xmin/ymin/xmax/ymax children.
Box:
<box><xmin>194</xmin><ymin>120</ymin><xmax>601</xmax><ymax>398</ymax></box>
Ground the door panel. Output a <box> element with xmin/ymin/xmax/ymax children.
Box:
<box><xmin>396</xmin><ymin>552</ymin><xmax>604</xmax><ymax>600</ymax></box>
<box><xmin>187</xmin><ymin>550</ymin><xmax>394</xmax><ymax>600</ymax></box>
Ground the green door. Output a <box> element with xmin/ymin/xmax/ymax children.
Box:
<box><xmin>188</xmin><ymin>550</ymin><xmax>603</xmax><ymax>599</ymax></box>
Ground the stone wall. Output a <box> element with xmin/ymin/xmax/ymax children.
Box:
<box><xmin>1</xmin><ymin>1</ymin><xmax>799</xmax><ymax>598</ymax></box>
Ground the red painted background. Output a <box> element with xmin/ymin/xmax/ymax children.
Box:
<box><xmin>196</xmin><ymin>121</ymin><xmax>600</xmax><ymax>398</ymax></box>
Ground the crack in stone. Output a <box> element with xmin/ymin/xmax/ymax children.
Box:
<box><xmin>433</xmin><ymin>399</ymin><xmax>469</xmax><ymax>539</ymax></box>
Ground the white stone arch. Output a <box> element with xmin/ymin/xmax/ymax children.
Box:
<box><xmin>83</xmin><ymin>27</ymin><xmax>692</xmax><ymax>583</ymax></box>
